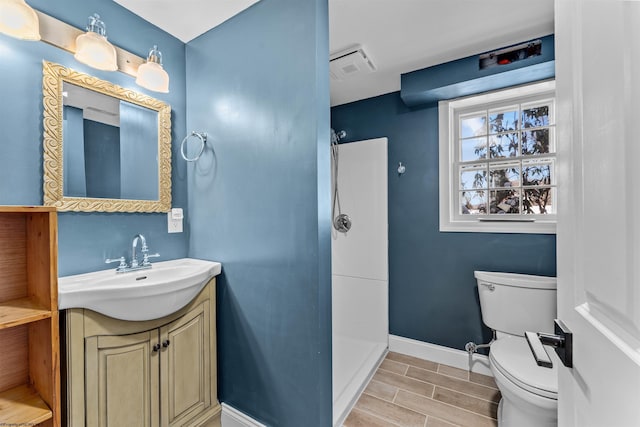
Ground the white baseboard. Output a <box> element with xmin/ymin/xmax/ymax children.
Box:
<box><xmin>221</xmin><ymin>403</ymin><xmax>266</xmax><ymax>427</ymax></box>
<box><xmin>389</xmin><ymin>335</ymin><xmax>493</xmax><ymax>377</ymax></box>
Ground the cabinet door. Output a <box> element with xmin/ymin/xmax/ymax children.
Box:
<box><xmin>85</xmin><ymin>330</ymin><xmax>160</xmax><ymax>427</ymax></box>
<box><xmin>160</xmin><ymin>302</ymin><xmax>211</xmax><ymax>426</ymax></box>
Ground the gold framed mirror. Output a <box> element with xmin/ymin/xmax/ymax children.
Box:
<box><xmin>42</xmin><ymin>60</ymin><xmax>172</xmax><ymax>212</ymax></box>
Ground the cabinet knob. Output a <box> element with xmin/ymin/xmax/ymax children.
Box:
<box><xmin>162</xmin><ymin>339</ymin><xmax>170</xmax><ymax>348</ymax></box>
<box><xmin>152</xmin><ymin>343</ymin><xmax>161</xmax><ymax>352</ymax></box>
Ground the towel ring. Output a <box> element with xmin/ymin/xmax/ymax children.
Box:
<box><xmin>181</xmin><ymin>131</ymin><xmax>207</xmax><ymax>162</ymax></box>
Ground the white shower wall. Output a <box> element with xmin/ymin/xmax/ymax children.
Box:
<box><xmin>332</xmin><ymin>137</ymin><xmax>388</xmax><ymax>426</ymax></box>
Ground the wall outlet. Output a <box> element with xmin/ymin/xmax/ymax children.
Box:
<box><xmin>168</xmin><ymin>208</ymin><xmax>183</xmax><ymax>233</ymax></box>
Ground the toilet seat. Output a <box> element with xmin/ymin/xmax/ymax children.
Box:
<box><xmin>490</xmin><ymin>336</ymin><xmax>558</xmax><ymax>400</ymax></box>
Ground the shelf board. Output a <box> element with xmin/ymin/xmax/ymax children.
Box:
<box><xmin>0</xmin><ymin>384</ymin><xmax>53</xmax><ymax>425</ymax></box>
<box><xmin>0</xmin><ymin>297</ymin><xmax>52</xmax><ymax>329</ymax></box>
<box><xmin>0</xmin><ymin>206</ymin><xmax>56</xmax><ymax>213</ymax></box>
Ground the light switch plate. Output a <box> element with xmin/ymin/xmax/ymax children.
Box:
<box><xmin>171</xmin><ymin>207</ymin><xmax>183</xmax><ymax>220</ymax></box>
<box><xmin>168</xmin><ymin>211</ymin><xmax>183</xmax><ymax>233</ymax></box>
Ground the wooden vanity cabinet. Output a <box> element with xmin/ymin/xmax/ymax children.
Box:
<box><xmin>160</xmin><ymin>301</ymin><xmax>212</xmax><ymax>425</ymax></box>
<box><xmin>64</xmin><ymin>278</ymin><xmax>220</xmax><ymax>427</ymax></box>
<box><xmin>0</xmin><ymin>206</ymin><xmax>60</xmax><ymax>427</ymax></box>
<box><xmin>84</xmin><ymin>329</ymin><xmax>160</xmax><ymax>426</ymax></box>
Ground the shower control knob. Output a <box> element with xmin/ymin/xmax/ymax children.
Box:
<box><xmin>334</xmin><ymin>214</ymin><xmax>352</xmax><ymax>233</ymax></box>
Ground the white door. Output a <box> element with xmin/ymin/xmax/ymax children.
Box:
<box><xmin>555</xmin><ymin>0</ymin><xmax>640</xmax><ymax>425</ymax></box>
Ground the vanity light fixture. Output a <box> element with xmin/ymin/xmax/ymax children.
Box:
<box><xmin>135</xmin><ymin>45</ymin><xmax>170</xmax><ymax>93</ymax></box>
<box><xmin>0</xmin><ymin>0</ymin><xmax>41</xmax><ymax>40</ymax></box>
<box><xmin>74</xmin><ymin>13</ymin><xmax>118</xmax><ymax>71</ymax></box>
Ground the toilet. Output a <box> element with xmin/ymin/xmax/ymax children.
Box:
<box><xmin>474</xmin><ymin>271</ymin><xmax>558</xmax><ymax>427</ymax></box>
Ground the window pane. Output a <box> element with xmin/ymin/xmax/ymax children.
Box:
<box><xmin>490</xmin><ymin>189</ymin><xmax>521</xmax><ymax>214</ymax></box>
<box><xmin>489</xmin><ymin>162</ymin><xmax>520</xmax><ymax>188</ymax></box>
<box><xmin>521</xmin><ymin>129</ymin><xmax>550</xmax><ymax>155</ymax></box>
<box><xmin>523</xmin><ymin>187</ymin><xmax>554</xmax><ymax>214</ymax></box>
<box><xmin>460</xmin><ymin>191</ymin><xmax>486</xmax><ymax>215</ymax></box>
<box><xmin>460</xmin><ymin>165</ymin><xmax>487</xmax><ymax>190</ymax></box>
<box><xmin>446</xmin><ymin>84</ymin><xmax>557</xmax><ymax>229</ymax></box>
<box><xmin>522</xmin><ymin>105</ymin><xmax>550</xmax><ymax>128</ymax></box>
<box><xmin>489</xmin><ymin>109</ymin><xmax>518</xmax><ymax>134</ymax></box>
<box><xmin>460</xmin><ymin>137</ymin><xmax>487</xmax><ymax>161</ymax></box>
<box><xmin>460</xmin><ymin>114</ymin><xmax>487</xmax><ymax>138</ymax></box>
<box><xmin>489</xmin><ymin>133</ymin><xmax>518</xmax><ymax>158</ymax></box>
<box><xmin>523</xmin><ymin>158</ymin><xmax>554</xmax><ymax>186</ymax></box>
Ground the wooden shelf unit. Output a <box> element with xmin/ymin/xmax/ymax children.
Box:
<box><xmin>0</xmin><ymin>384</ymin><xmax>53</xmax><ymax>425</ymax></box>
<box><xmin>0</xmin><ymin>297</ymin><xmax>52</xmax><ymax>329</ymax></box>
<box><xmin>0</xmin><ymin>206</ymin><xmax>59</xmax><ymax>427</ymax></box>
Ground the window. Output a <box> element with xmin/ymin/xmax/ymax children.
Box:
<box><xmin>439</xmin><ymin>80</ymin><xmax>556</xmax><ymax>233</ymax></box>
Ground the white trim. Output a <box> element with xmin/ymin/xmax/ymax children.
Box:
<box><xmin>389</xmin><ymin>335</ymin><xmax>493</xmax><ymax>377</ymax></box>
<box><xmin>445</xmin><ymin>80</ymin><xmax>556</xmax><ymax>108</ymax></box>
<box><xmin>438</xmin><ymin>80</ymin><xmax>557</xmax><ymax>234</ymax></box>
<box><xmin>221</xmin><ymin>403</ymin><xmax>267</xmax><ymax>427</ymax></box>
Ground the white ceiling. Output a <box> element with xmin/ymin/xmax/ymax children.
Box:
<box><xmin>113</xmin><ymin>0</ymin><xmax>260</xmax><ymax>43</ymax></box>
<box><xmin>329</xmin><ymin>0</ymin><xmax>554</xmax><ymax>106</ymax></box>
<box><xmin>113</xmin><ymin>0</ymin><xmax>555</xmax><ymax>106</ymax></box>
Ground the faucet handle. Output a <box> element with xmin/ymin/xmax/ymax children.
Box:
<box><xmin>105</xmin><ymin>257</ymin><xmax>127</xmax><ymax>271</ymax></box>
<box><xmin>142</xmin><ymin>252</ymin><xmax>160</xmax><ymax>266</ymax></box>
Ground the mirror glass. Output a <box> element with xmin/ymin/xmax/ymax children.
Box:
<box><xmin>43</xmin><ymin>61</ymin><xmax>172</xmax><ymax>212</ymax></box>
<box><xmin>62</xmin><ymin>82</ymin><xmax>159</xmax><ymax>200</ymax></box>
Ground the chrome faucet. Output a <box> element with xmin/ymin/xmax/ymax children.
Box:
<box><xmin>131</xmin><ymin>234</ymin><xmax>147</xmax><ymax>268</ymax></box>
<box><xmin>105</xmin><ymin>234</ymin><xmax>160</xmax><ymax>273</ymax></box>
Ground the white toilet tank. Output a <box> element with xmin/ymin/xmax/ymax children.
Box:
<box><xmin>474</xmin><ymin>271</ymin><xmax>557</xmax><ymax>337</ymax></box>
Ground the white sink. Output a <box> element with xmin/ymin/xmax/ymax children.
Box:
<box><xmin>59</xmin><ymin>258</ymin><xmax>222</xmax><ymax>321</ymax></box>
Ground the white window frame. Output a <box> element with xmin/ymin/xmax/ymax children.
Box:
<box><xmin>439</xmin><ymin>80</ymin><xmax>556</xmax><ymax>234</ymax></box>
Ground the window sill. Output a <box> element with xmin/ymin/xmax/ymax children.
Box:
<box><xmin>439</xmin><ymin>218</ymin><xmax>556</xmax><ymax>234</ymax></box>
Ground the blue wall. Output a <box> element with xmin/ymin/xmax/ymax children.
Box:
<box><xmin>119</xmin><ymin>101</ymin><xmax>160</xmax><ymax>200</ymax></box>
<box><xmin>1</xmin><ymin>2</ymin><xmax>333</xmax><ymax>424</ymax></box>
<box><xmin>401</xmin><ymin>35</ymin><xmax>555</xmax><ymax>107</ymax></box>
<box><xmin>62</xmin><ymin>106</ymin><xmax>86</xmax><ymax>197</ymax></box>
<box><xmin>83</xmin><ymin>120</ymin><xmax>121</xmax><ymax>199</ymax></box>
<box><xmin>0</xmin><ymin>0</ymin><xmax>188</xmax><ymax>275</ymax></box>
<box><xmin>185</xmin><ymin>0</ymin><xmax>332</xmax><ymax>425</ymax></box>
<box><xmin>331</xmin><ymin>91</ymin><xmax>556</xmax><ymax>349</ymax></box>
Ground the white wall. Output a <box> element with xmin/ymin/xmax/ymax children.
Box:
<box><xmin>331</xmin><ymin>138</ymin><xmax>388</xmax><ymax>282</ymax></box>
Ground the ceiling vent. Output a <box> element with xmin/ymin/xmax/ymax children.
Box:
<box><xmin>329</xmin><ymin>46</ymin><xmax>376</xmax><ymax>81</ymax></box>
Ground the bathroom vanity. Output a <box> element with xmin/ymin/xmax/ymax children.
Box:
<box><xmin>63</xmin><ymin>277</ymin><xmax>220</xmax><ymax>427</ymax></box>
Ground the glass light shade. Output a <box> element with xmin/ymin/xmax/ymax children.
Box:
<box><xmin>0</xmin><ymin>0</ymin><xmax>41</xmax><ymax>40</ymax></box>
<box><xmin>136</xmin><ymin>62</ymin><xmax>169</xmax><ymax>93</ymax></box>
<box><xmin>74</xmin><ymin>14</ymin><xmax>117</xmax><ymax>71</ymax></box>
<box><xmin>136</xmin><ymin>46</ymin><xmax>169</xmax><ymax>93</ymax></box>
<box><xmin>74</xmin><ymin>32</ymin><xmax>117</xmax><ymax>71</ymax></box>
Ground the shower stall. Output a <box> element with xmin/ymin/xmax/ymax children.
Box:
<box><xmin>331</xmin><ymin>135</ymin><xmax>389</xmax><ymax>426</ymax></box>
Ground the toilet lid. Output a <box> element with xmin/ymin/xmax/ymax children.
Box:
<box><xmin>490</xmin><ymin>337</ymin><xmax>558</xmax><ymax>399</ymax></box>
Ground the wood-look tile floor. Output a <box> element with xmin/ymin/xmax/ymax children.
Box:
<box><xmin>343</xmin><ymin>352</ymin><xmax>501</xmax><ymax>427</ymax></box>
